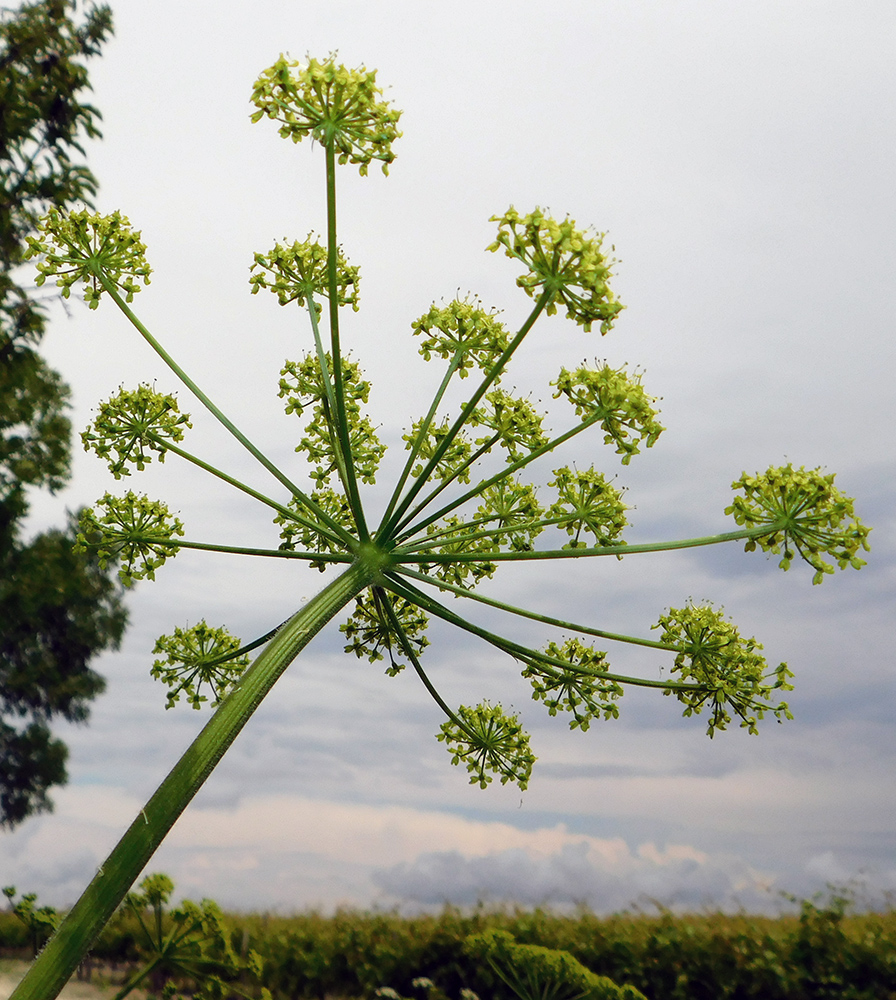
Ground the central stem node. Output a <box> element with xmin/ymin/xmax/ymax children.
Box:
<box><xmin>357</xmin><ymin>540</ymin><xmax>394</xmax><ymax>583</ymax></box>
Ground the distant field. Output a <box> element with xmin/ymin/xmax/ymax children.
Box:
<box><xmin>3</xmin><ymin>897</ymin><xmax>895</xmax><ymax>1000</ymax></box>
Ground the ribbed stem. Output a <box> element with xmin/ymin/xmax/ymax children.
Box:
<box><xmin>10</xmin><ymin>561</ymin><xmax>373</xmax><ymax>1000</ymax></box>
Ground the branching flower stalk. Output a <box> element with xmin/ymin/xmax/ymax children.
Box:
<box><xmin>15</xmin><ymin>53</ymin><xmax>870</xmax><ymax>1000</ymax></box>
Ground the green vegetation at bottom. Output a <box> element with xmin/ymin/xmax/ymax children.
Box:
<box><xmin>2</xmin><ymin>889</ymin><xmax>894</xmax><ymax>1000</ymax></box>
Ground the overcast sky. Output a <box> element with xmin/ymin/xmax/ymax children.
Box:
<box><xmin>3</xmin><ymin>0</ymin><xmax>895</xmax><ymax>917</ymax></box>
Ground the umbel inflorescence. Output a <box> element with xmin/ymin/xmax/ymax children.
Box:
<box><xmin>27</xmin><ymin>54</ymin><xmax>870</xmax><ymax>794</ymax></box>
<box><xmin>13</xmin><ymin>51</ymin><xmax>873</xmax><ymax>1000</ymax></box>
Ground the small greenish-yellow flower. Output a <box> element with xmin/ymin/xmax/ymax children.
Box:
<box><xmin>25</xmin><ymin>208</ymin><xmax>151</xmax><ymax>308</ymax></box>
<box><xmin>726</xmin><ymin>464</ymin><xmax>871</xmax><ymax>585</ymax></box>
<box><xmin>553</xmin><ymin>363</ymin><xmax>664</xmax><ymax>464</ymax></box>
<box><xmin>81</xmin><ymin>384</ymin><xmax>192</xmax><ymax>479</ymax></box>
<box><xmin>250</xmin><ymin>237</ymin><xmax>360</xmax><ymax>311</ymax></box>
<box><xmin>403</xmin><ymin>417</ymin><xmax>473</xmax><ymax>483</ymax></box>
<box><xmin>275</xmin><ymin>487</ymin><xmax>355</xmax><ymax>571</ymax></box>
<box><xmin>151</xmin><ymin>621</ymin><xmax>250</xmax><ymax>710</ymax></box>
<box><xmin>250</xmin><ymin>54</ymin><xmax>402</xmax><ymax>175</ymax></box>
<box><xmin>340</xmin><ymin>588</ymin><xmax>429</xmax><ymax>675</ymax></box>
<box><xmin>487</xmin><ymin>207</ymin><xmax>624</xmax><ymax>333</ymax></box>
<box><xmin>437</xmin><ymin>701</ymin><xmax>536</xmax><ymax>790</ymax></box>
<box><xmin>474</xmin><ymin>478</ymin><xmax>544</xmax><ymax>552</ymax></box>
<box><xmin>412</xmin><ymin>298</ymin><xmax>510</xmax><ymax>378</ymax></box>
<box><xmin>653</xmin><ymin>603</ymin><xmax>794</xmax><ymax>736</ymax></box>
<box><xmin>523</xmin><ymin>637</ymin><xmax>622</xmax><ymax>731</ymax></box>
<box><xmin>470</xmin><ymin>390</ymin><xmax>548</xmax><ymax>462</ymax></box>
<box><xmin>548</xmin><ymin>466</ymin><xmax>627</xmax><ymax>549</ymax></box>
<box><xmin>421</xmin><ymin>514</ymin><xmax>498</xmax><ymax>588</ymax></box>
<box><xmin>279</xmin><ymin>352</ymin><xmax>371</xmax><ymax>417</ymax></box>
<box><xmin>281</xmin><ymin>352</ymin><xmax>384</xmax><ymax>487</ymax></box>
<box><xmin>76</xmin><ymin>491</ymin><xmax>184</xmax><ymax>587</ymax></box>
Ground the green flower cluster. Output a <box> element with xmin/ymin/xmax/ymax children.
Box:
<box><xmin>465</xmin><ymin>929</ymin><xmax>647</xmax><ymax>1000</ymax></box>
<box><xmin>421</xmin><ymin>514</ymin><xmax>498</xmax><ymax>587</ymax></box>
<box><xmin>250</xmin><ymin>54</ymin><xmax>402</xmax><ymax>175</ymax></box>
<box><xmin>81</xmin><ymin>384</ymin><xmax>192</xmax><ymax>479</ymax></box>
<box><xmin>279</xmin><ymin>352</ymin><xmax>385</xmax><ymax>487</ymax></box>
<box><xmin>474</xmin><ymin>478</ymin><xmax>544</xmax><ymax>552</ymax></box>
<box><xmin>341</xmin><ymin>589</ymin><xmax>429</xmax><ymax>675</ymax></box>
<box><xmin>412</xmin><ymin>298</ymin><xmax>510</xmax><ymax>377</ymax></box>
<box><xmin>547</xmin><ymin>466</ymin><xmax>627</xmax><ymax>549</ymax></box>
<box><xmin>523</xmin><ymin>637</ymin><xmax>623</xmax><ymax>731</ymax></box>
<box><xmin>470</xmin><ymin>390</ymin><xmax>548</xmax><ymax>462</ymax></box>
<box><xmin>26</xmin><ymin>207</ymin><xmax>151</xmax><ymax>307</ymax></box>
<box><xmin>654</xmin><ymin>603</ymin><xmax>794</xmax><ymax>736</ymax></box>
<box><xmin>275</xmin><ymin>486</ymin><xmax>355</xmax><ymax>571</ymax></box>
<box><xmin>438</xmin><ymin>702</ymin><xmax>536</xmax><ymax>790</ymax></box>
<box><xmin>152</xmin><ymin>621</ymin><xmax>250</xmax><ymax>710</ymax></box>
<box><xmin>403</xmin><ymin>418</ymin><xmax>474</xmax><ymax>484</ymax></box>
<box><xmin>553</xmin><ymin>363</ymin><xmax>664</xmax><ymax>464</ymax></box>
<box><xmin>76</xmin><ymin>491</ymin><xmax>183</xmax><ymax>587</ymax></box>
<box><xmin>726</xmin><ymin>464</ymin><xmax>871</xmax><ymax>584</ymax></box>
<box><xmin>488</xmin><ymin>207</ymin><xmax>624</xmax><ymax>333</ymax></box>
<box><xmin>250</xmin><ymin>236</ymin><xmax>360</xmax><ymax>311</ymax></box>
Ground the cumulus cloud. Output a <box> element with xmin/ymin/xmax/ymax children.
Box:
<box><xmin>5</xmin><ymin>789</ymin><xmax>886</xmax><ymax>915</ymax></box>
<box><xmin>372</xmin><ymin>840</ymin><xmax>777</xmax><ymax>913</ymax></box>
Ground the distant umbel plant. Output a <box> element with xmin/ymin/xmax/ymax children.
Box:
<box><xmin>15</xmin><ymin>53</ymin><xmax>870</xmax><ymax>1000</ymax></box>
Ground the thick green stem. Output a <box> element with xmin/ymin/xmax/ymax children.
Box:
<box><xmin>10</xmin><ymin>562</ymin><xmax>373</xmax><ymax>1000</ymax></box>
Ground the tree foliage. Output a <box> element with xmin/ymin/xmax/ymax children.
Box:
<box><xmin>0</xmin><ymin>0</ymin><xmax>126</xmax><ymax>828</ymax></box>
